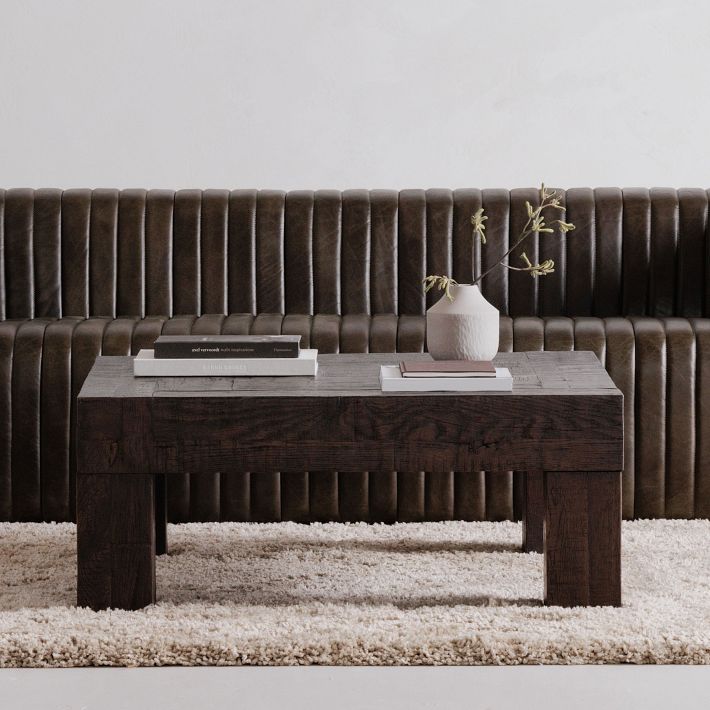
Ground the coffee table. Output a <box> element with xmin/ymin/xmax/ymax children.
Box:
<box><xmin>77</xmin><ymin>351</ymin><xmax>624</xmax><ymax>611</ymax></box>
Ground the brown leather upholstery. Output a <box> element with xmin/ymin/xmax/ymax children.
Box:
<box><xmin>0</xmin><ymin>188</ymin><xmax>708</xmax><ymax>522</ymax></box>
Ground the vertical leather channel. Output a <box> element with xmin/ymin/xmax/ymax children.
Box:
<box><xmin>256</xmin><ymin>191</ymin><xmax>286</xmax><ymax>314</ymax></box>
<box><xmin>61</xmin><ymin>190</ymin><xmax>91</xmax><ymax>318</ymax></box>
<box><xmin>424</xmin><ymin>189</ymin><xmax>453</xmax><ymax>311</ymax></box>
<box><xmin>282</xmin><ymin>313</ymin><xmax>312</xmax><ymax>347</ymax></box>
<box><xmin>544</xmin><ymin>316</ymin><xmax>575</xmax><ymax>352</ymax></box>
<box><xmin>622</xmin><ymin>188</ymin><xmax>651</xmax><ymax>316</ymax></box>
<box><xmin>41</xmin><ymin>317</ymin><xmax>81</xmax><ymax>521</ymax></box>
<box><xmin>370</xmin><ymin>190</ymin><xmax>398</xmax><ymax>314</ymax></box>
<box><xmin>222</xmin><ymin>313</ymin><xmax>254</xmax><ymax>335</ymax></box>
<box><xmin>200</xmin><ymin>190</ymin><xmax>229</xmax><ymax>315</ymax></box>
<box><xmin>564</xmin><ymin>188</ymin><xmax>595</xmax><ymax>317</ymax></box>
<box><xmin>312</xmin><ymin>190</ymin><xmax>341</xmax><ymax>314</ymax></box>
<box><xmin>173</xmin><ymin>190</ymin><xmax>202</xmax><ymax>316</ymax></box>
<box><xmin>425</xmin><ymin>470</ymin><xmax>454</xmax><ymax>521</ymax></box>
<box><xmin>12</xmin><ymin>320</ymin><xmax>50</xmax><ymax>519</ymax></box>
<box><xmin>309</xmin><ymin>470</ymin><xmax>339</xmax><ymax>521</ymax></box>
<box><xmin>396</xmin><ymin>315</ymin><xmax>425</xmax><ymax>352</ymax></box>
<box><xmin>649</xmin><ymin>188</ymin><xmax>679</xmax><ymax>317</ymax></box>
<box><xmin>281</xmin><ymin>469</ymin><xmax>309</xmax><ymax>523</ymax></box>
<box><xmin>33</xmin><ymin>189</ymin><xmax>62</xmax><ymax>318</ymax></box>
<box><xmin>692</xmin><ymin>319</ymin><xmax>710</xmax><ymax>517</ymax></box>
<box><xmin>499</xmin><ymin>316</ymin><xmax>514</xmax><ymax>352</ymax></box>
<box><xmin>102</xmin><ymin>317</ymin><xmax>138</xmax><ymax>355</ymax></box>
<box><xmin>479</xmin><ymin>190</ymin><xmax>509</xmax><ymax>314</ymax></box>
<box><xmin>90</xmin><ymin>189</ymin><xmax>119</xmax><ymax>317</ymax></box>
<box><xmin>0</xmin><ymin>190</ymin><xmax>5</xmax><ymax>320</ymax></box>
<box><xmin>593</xmin><ymin>188</ymin><xmax>623</xmax><ymax>317</ymax></box>
<box><xmin>676</xmin><ymin>188</ymin><xmax>707</xmax><ymax>317</ymax></box>
<box><xmin>5</xmin><ymin>189</ymin><xmax>34</xmax><ymax>318</ymax></box>
<box><xmin>284</xmin><ymin>191</ymin><xmax>314</xmax><ymax>315</ymax></box>
<box><xmin>604</xmin><ymin>317</ymin><xmax>636</xmax><ymax>519</ymax></box>
<box><xmin>663</xmin><ymin>318</ymin><xmax>695</xmax><ymax>517</ymax></box>
<box><xmin>144</xmin><ymin>190</ymin><xmax>174</xmax><ymax>316</ymax></box>
<box><xmin>370</xmin><ymin>313</ymin><xmax>397</xmax><ymax>353</ymax></box>
<box><xmin>116</xmin><ymin>190</ymin><xmax>147</xmax><ymax>317</ymax></box>
<box><xmin>397</xmin><ymin>471</ymin><xmax>425</xmax><ymax>522</ymax></box>
<box><xmin>369</xmin><ymin>470</ymin><xmax>397</xmax><ymax>523</ymax></box>
<box><xmin>0</xmin><ymin>320</ymin><xmax>23</xmax><ymax>520</ymax></box>
<box><xmin>341</xmin><ymin>190</ymin><xmax>371</xmax><ymax>316</ymax></box>
<box><xmin>508</xmin><ymin>188</ymin><xmax>539</xmax><ymax>317</ymax></box>
<box><xmin>538</xmin><ymin>188</ymin><xmax>566</xmax><ymax>317</ymax></box>
<box><xmin>228</xmin><ymin>191</ymin><xmax>258</xmax><ymax>315</ymax></box>
<box><xmin>398</xmin><ymin>190</ymin><xmax>426</xmax><ymax>316</ymax></box>
<box><xmin>340</xmin><ymin>314</ymin><xmax>369</xmax><ymax>353</ymax></box>
<box><xmin>132</xmin><ymin>316</ymin><xmax>166</xmax><ymax>353</ymax></box>
<box><xmin>631</xmin><ymin>317</ymin><xmax>666</xmax><ymax>518</ymax></box>
<box><xmin>574</xmin><ymin>317</ymin><xmax>607</xmax><ymax>362</ymax></box>
<box><xmin>311</xmin><ymin>313</ymin><xmax>341</xmax><ymax>353</ymax></box>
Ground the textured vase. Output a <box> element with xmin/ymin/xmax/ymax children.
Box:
<box><xmin>426</xmin><ymin>284</ymin><xmax>499</xmax><ymax>360</ymax></box>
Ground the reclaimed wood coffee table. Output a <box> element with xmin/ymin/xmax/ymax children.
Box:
<box><xmin>77</xmin><ymin>351</ymin><xmax>623</xmax><ymax>611</ymax></box>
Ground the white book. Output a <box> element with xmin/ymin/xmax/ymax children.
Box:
<box><xmin>380</xmin><ymin>365</ymin><xmax>512</xmax><ymax>392</ymax></box>
<box><xmin>133</xmin><ymin>349</ymin><xmax>318</xmax><ymax>377</ymax></box>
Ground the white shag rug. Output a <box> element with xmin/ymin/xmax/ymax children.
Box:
<box><xmin>0</xmin><ymin>520</ymin><xmax>709</xmax><ymax>667</ymax></box>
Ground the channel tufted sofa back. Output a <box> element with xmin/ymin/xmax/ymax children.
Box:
<box><xmin>2</xmin><ymin>187</ymin><xmax>708</xmax><ymax>321</ymax></box>
<box><xmin>1</xmin><ymin>188</ymin><xmax>709</xmax><ymax>525</ymax></box>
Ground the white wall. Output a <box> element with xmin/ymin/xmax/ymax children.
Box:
<box><xmin>0</xmin><ymin>0</ymin><xmax>708</xmax><ymax>190</ymax></box>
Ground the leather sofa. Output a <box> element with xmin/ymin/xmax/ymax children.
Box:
<box><xmin>0</xmin><ymin>188</ymin><xmax>708</xmax><ymax>524</ymax></box>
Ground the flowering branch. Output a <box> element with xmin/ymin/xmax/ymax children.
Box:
<box><xmin>423</xmin><ymin>184</ymin><xmax>575</xmax><ymax>301</ymax></box>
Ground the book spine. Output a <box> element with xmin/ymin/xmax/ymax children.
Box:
<box><xmin>154</xmin><ymin>342</ymin><xmax>299</xmax><ymax>359</ymax></box>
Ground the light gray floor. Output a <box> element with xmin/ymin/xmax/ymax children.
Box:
<box><xmin>1</xmin><ymin>666</ymin><xmax>710</xmax><ymax>710</ymax></box>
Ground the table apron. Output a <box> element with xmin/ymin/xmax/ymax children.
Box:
<box><xmin>77</xmin><ymin>395</ymin><xmax>624</xmax><ymax>474</ymax></box>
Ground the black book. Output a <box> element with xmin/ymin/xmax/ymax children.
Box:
<box><xmin>153</xmin><ymin>335</ymin><xmax>301</xmax><ymax>359</ymax></box>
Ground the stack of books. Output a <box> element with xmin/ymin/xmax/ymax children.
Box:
<box><xmin>379</xmin><ymin>360</ymin><xmax>512</xmax><ymax>392</ymax></box>
<box><xmin>133</xmin><ymin>335</ymin><xmax>318</xmax><ymax>377</ymax></box>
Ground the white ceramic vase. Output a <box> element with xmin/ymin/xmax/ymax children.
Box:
<box><xmin>426</xmin><ymin>284</ymin><xmax>499</xmax><ymax>361</ymax></box>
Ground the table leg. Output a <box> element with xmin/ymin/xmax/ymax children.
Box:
<box><xmin>77</xmin><ymin>473</ymin><xmax>156</xmax><ymax>611</ymax></box>
<box><xmin>544</xmin><ymin>471</ymin><xmax>621</xmax><ymax>607</ymax></box>
<box><xmin>155</xmin><ymin>473</ymin><xmax>168</xmax><ymax>555</ymax></box>
<box><xmin>522</xmin><ymin>471</ymin><xmax>544</xmax><ymax>553</ymax></box>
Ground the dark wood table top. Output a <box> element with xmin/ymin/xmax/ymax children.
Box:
<box><xmin>79</xmin><ymin>351</ymin><xmax>621</xmax><ymax>400</ymax></box>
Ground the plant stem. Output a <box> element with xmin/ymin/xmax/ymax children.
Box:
<box><xmin>472</xmin><ymin>219</ymin><xmax>534</xmax><ymax>286</ymax></box>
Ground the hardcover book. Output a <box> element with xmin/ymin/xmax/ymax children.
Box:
<box><xmin>380</xmin><ymin>366</ymin><xmax>512</xmax><ymax>392</ymax></box>
<box><xmin>399</xmin><ymin>360</ymin><xmax>496</xmax><ymax>378</ymax></box>
<box><xmin>134</xmin><ymin>349</ymin><xmax>318</xmax><ymax>377</ymax></box>
<box><xmin>153</xmin><ymin>335</ymin><xmax>301</xmax><ymax>359</ymax></box>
